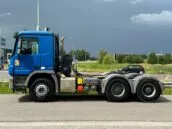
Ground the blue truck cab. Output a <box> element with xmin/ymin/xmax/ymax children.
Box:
<box><xmin>8</xmin><ymin>31</ymin><xmax>64</xmax><ymax>101</ymax></box>
<box><xmin>9</xmin><ymin>31</ymin><xmax>55</xmax><ymax>76</ymax></box>
<box><xmin>9</xmin><ymin>30</ymin><xmax>163</xmax><ymax>102</ymax></box>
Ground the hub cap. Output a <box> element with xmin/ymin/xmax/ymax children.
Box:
<box><xmin>35</xmin><ymin>84</ymin><xmax>49</xmax><ymax>97</ymax></box>
<box><xmin>111</xmin><ymin>83</ymin><xmax>125</xmax><ymax>97</ymax></box>
<box><xmin>142</xmin><ymin>83</ymin><xmax>156</xmax><ymax>98</ymax></box>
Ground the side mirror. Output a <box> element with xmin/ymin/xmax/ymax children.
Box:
<box><xmin>17</xmin><ymin>39</ymin><xmax>22</xmax><ymax>58</ymax></box>
<box><xmin>60</xmin><ymin>36</ymin><xmax>65</xmax><ymax>58</ymax></box>
<box><xmin>60</xmin><ymin>36</ymin><xmax>65</xmax><ymax>54</ymax></box>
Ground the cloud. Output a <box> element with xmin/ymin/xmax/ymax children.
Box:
<box><xmin>130</xmin><ymin>0</ymin><xmax>147</xmax><ymax>4</ymax></box>
<box><xmin>0</xmin><ymin>12</ymin><xmax>12</xmax><ymax>17</ymax></box>
<box><xmin>130</xmin><ymin>11</ymin><xmax>172</xmax><ymax>25</ymax></box>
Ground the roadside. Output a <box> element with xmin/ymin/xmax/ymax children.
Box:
<box><xmin>0</xmin><ymin>82</ymin><xmax>12</xmax><ymax>94</ymax></box>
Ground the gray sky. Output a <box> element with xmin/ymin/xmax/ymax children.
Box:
<box><xmin>1</xmin><ymin>0</ymin><xmax>172</xmax><ymax>56</ymax></box>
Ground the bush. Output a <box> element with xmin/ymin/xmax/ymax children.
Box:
<box><xmin>122</xmin><ymin>56</ymin><xmax>133</xmax><ymax>63</ymax></box>
<box><xmin>98</xmin><ymin>50</ymin><xmax>107</xmax><ymax>64</ymax></box>
<box><xmin>69</xmin><ymin>49</ymin><xmax>90</xmax><ymax>61</ymax></box>
<box><xmin>116</xmin><ymin>54</ymin><xmax>126</xmax><ymax>63</ymax></box>
<box><xmin>164</xmin><ymin>54</ymin><xmax>171</xmax><ymax>64</ymax></box>
<box><xmin>157</xmin><ymin>54</ymin><xmax>171</xmax><ymax>65</ymax></box>
<box><xmin>148</xmin><ymin>52</ymin><xmax>157</xmax><ymax>64</ymax></box>
<box><xmin>133</xmin><ymin>55</ymin><xmax>144</xmax><ymax>63</ymax></box>
<box><xmin>103</xmin><ymin>54</ymin><xmax>114</xmax><ymax>64</ymax></box>
<box><xmin>158</xmin><ymin>56</ymin><xmax>166</xmax><ymax>65</ymax></box>
<box><xmin>141</xmin><ymin>54</ymin><xmax>148</xmax><ymax>59</ymax></box>
<box><xmin>90</xmin><ymin>57</ymin><xmax>97</xmax><ymax>61</ymax></box>
<box><xmin>122</xmin><ymin>55</ymin><xmax>144</xmax><ymax>64</ymax></box>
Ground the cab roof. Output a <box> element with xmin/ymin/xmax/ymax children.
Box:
<box><xmin>18</xmin><ymin>31</ymin><xmax>54</xmax><ymax>35</ymax></box>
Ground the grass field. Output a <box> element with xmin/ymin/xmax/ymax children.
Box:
<box><xmin>0</xmin><ymin>82</ymin><xmax>12</xmax><ymax>94</ymax></box>
<box><xmin>78</xmin><ymin>61</ymin><xmax>172</xmax><ymax>74</ymax></box>
<box><xmin>163</xmin><ymin>88</ymin><xmax>172</xmax><ymax>95</ymax></box>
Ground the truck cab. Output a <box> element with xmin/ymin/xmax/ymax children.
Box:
<box><xmin>9</xmin><ymin>31</ymin><xmax>57</xmax><ymax>75</ymax></box>
<box><xmin>9</xmin><ymin>30</ymin><xmax>164</xmax><ymax>102</ymax></box>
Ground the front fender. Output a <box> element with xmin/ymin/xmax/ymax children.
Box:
<box><xmin>24</xmin><ymin>70</ymin><xmax>59</xmax><ymax>93</ymax></box>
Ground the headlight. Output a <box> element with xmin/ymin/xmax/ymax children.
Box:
<box><xmin>15</xmin><ymin>59</ymin><xmax>20</xmax><ymax>66</ymax></box>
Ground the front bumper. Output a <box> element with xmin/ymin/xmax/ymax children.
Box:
<box><xmin>9</xmin><ymin>76</ymin><xmax>27</xmax><ymax>92</ymax></box>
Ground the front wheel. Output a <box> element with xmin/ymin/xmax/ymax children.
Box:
<box><xmin>106</xmin><ymin>78</ymin><xmax>131</xmax><ymax>102</ymax></box>
<box><xmin>29</xmin><ymin>78</ymin><xmax>55</xmax><ymax>102</ymax></box>
<box><xmin>136</xmin><ymin>79</ymin><xmax>161</xmax><ymax>102</ymax></box>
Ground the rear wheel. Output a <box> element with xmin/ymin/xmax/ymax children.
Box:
<box><xmin>136</xmin><ymin>79</ymin><xmax>161</xmax><ymax>102</ymax></box>
<box><xmin>106</xmin><ymin>78</ymin><xmax>131</xmax><ymax>102</ymax></box>
<box><xmin>29</xmin><ymin>78</ymin><xmax>55</xmax><ymax>102</ymax></box>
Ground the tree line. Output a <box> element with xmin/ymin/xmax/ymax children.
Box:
<box><xmin>66</xmin><ymin>49</ymin><xmax>172</xmax><ymax>65</ymax></box>
<box><xmin>148</xmin><ymin>52</ymin><xmax>171</xmax><ymax>64</ymax></box>
<box><xmin>98</xmin><ymin>50</ymin><xmax>172</xmax><ymax>65</ymax></box>
<box><xmin>67</xmin><ymin>49</ymin><xmax>97</xmax><ymax>61</ymax></box>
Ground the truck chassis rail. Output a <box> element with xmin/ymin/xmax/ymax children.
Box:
<box><xmin>163</xmin><ymin>82</ymin><xmax>172</xmax><ymax>88</ymax></box>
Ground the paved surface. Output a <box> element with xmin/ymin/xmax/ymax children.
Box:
<box><xmin>0</xmin><ymin>95</ymin><xmax>172</xmax><ymax>128</ymax></box>
<box><xmin>0</xmin><ymin>71</ymin><xmax>9</xmax><ymax>82</ymax></box>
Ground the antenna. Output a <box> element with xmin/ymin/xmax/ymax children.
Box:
<box><xmin>0</xmin><ymin>29</ymin><xmax>2</xmax><ymax>36</ymax></box>
<box><xmin>36</xmin><ymin>0</ymin><xmax>40</xmax><ymax>31</ymax></box>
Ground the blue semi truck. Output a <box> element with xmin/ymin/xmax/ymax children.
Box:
<box><xmin>8</xmin><ymin>30</ymin><xmax>164</xmax><ymax>102</ymax></box>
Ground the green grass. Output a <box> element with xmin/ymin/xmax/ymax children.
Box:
<box><xmin>0</xmin><ymin>82</ymin><xmax>12</xmax><ymax>94</ymax></box>
<box><xmin>78</xmin><ymin>61</ymin><xmax>172</xmax><ymax>74</ymax></box>
<box><xmin>143</xmin><ymin>64</ymin><xmax>172</xmax><ymax>74</ymax></box>
<box><xmin>163</xmin><ymin>88</ymin><xmax>172</xmax><ymax>95</ymax></box>
<box><xmin>78</xmin><ymin>61</ymin><xmax>128</xmax><ymax>72</ymax></box>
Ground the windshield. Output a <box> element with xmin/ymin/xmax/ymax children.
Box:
<box><xmin>11</xmin><ymin>38</ymin><xmax>18</xmax><ymax>57</ymax></box>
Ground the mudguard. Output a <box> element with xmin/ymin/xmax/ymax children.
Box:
<box><xmin>24</xmin><ymin>70</ymin><xmax>59</xmax><ymax>93</ymax></box>
<box><xmin>101</xmin><ymin>74</ymin><xmax>131</xmax><ymax>94</ymax></box>
<box><xmin>101</xmin><ymin>73</ymin><xmax>163</xmax><ymax>94</ymax></box>
<box><xmin>131</xmin><ymin>74</ymin><xmax>164</xmax><ymax>94</ymax></box>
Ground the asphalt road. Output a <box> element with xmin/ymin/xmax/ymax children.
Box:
<box><xmin>0</xmin><ymin>94</ymin><xmax>172</xmax><ymax>129</ymax></box>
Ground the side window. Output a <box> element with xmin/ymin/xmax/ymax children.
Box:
<box><xmin>20</xmin><ymin>37</ymin><xmax>39</xmax><ymax>55</ymax></box>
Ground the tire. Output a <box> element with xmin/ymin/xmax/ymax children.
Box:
<box><xmin>29</xmin><ymin>78</ymin><xmax>55</xmax><ymax>102</ymax></box>
<box><xmin>136</xmin><ymin>79</ymin><xmax>161</xmax><ymax>102</ymax></box>
<box><xmin>106</xmin><ymin>78</ymin><xmax>131</xmax><ymax>102</ymax></box>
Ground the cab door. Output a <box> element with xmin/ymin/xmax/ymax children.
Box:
<box><xmin>14</xmin><ymin>36</ymin><xmax>40</xmax><ymax>76</ymax></box>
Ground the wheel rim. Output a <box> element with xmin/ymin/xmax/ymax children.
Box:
<box><xmin>142</xmin><ymin>83</ymin><xmax>156</xmax><ymax>98</ymax></box>
<box><xmin>35</xmin><ymin>83</ymin><xmax>49</xmax><ymax>98</ymax></box>
<box><xmin>111</xmin><ymin>83</ymin><xmax>125</xmax><ymax>97</ymax></box>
